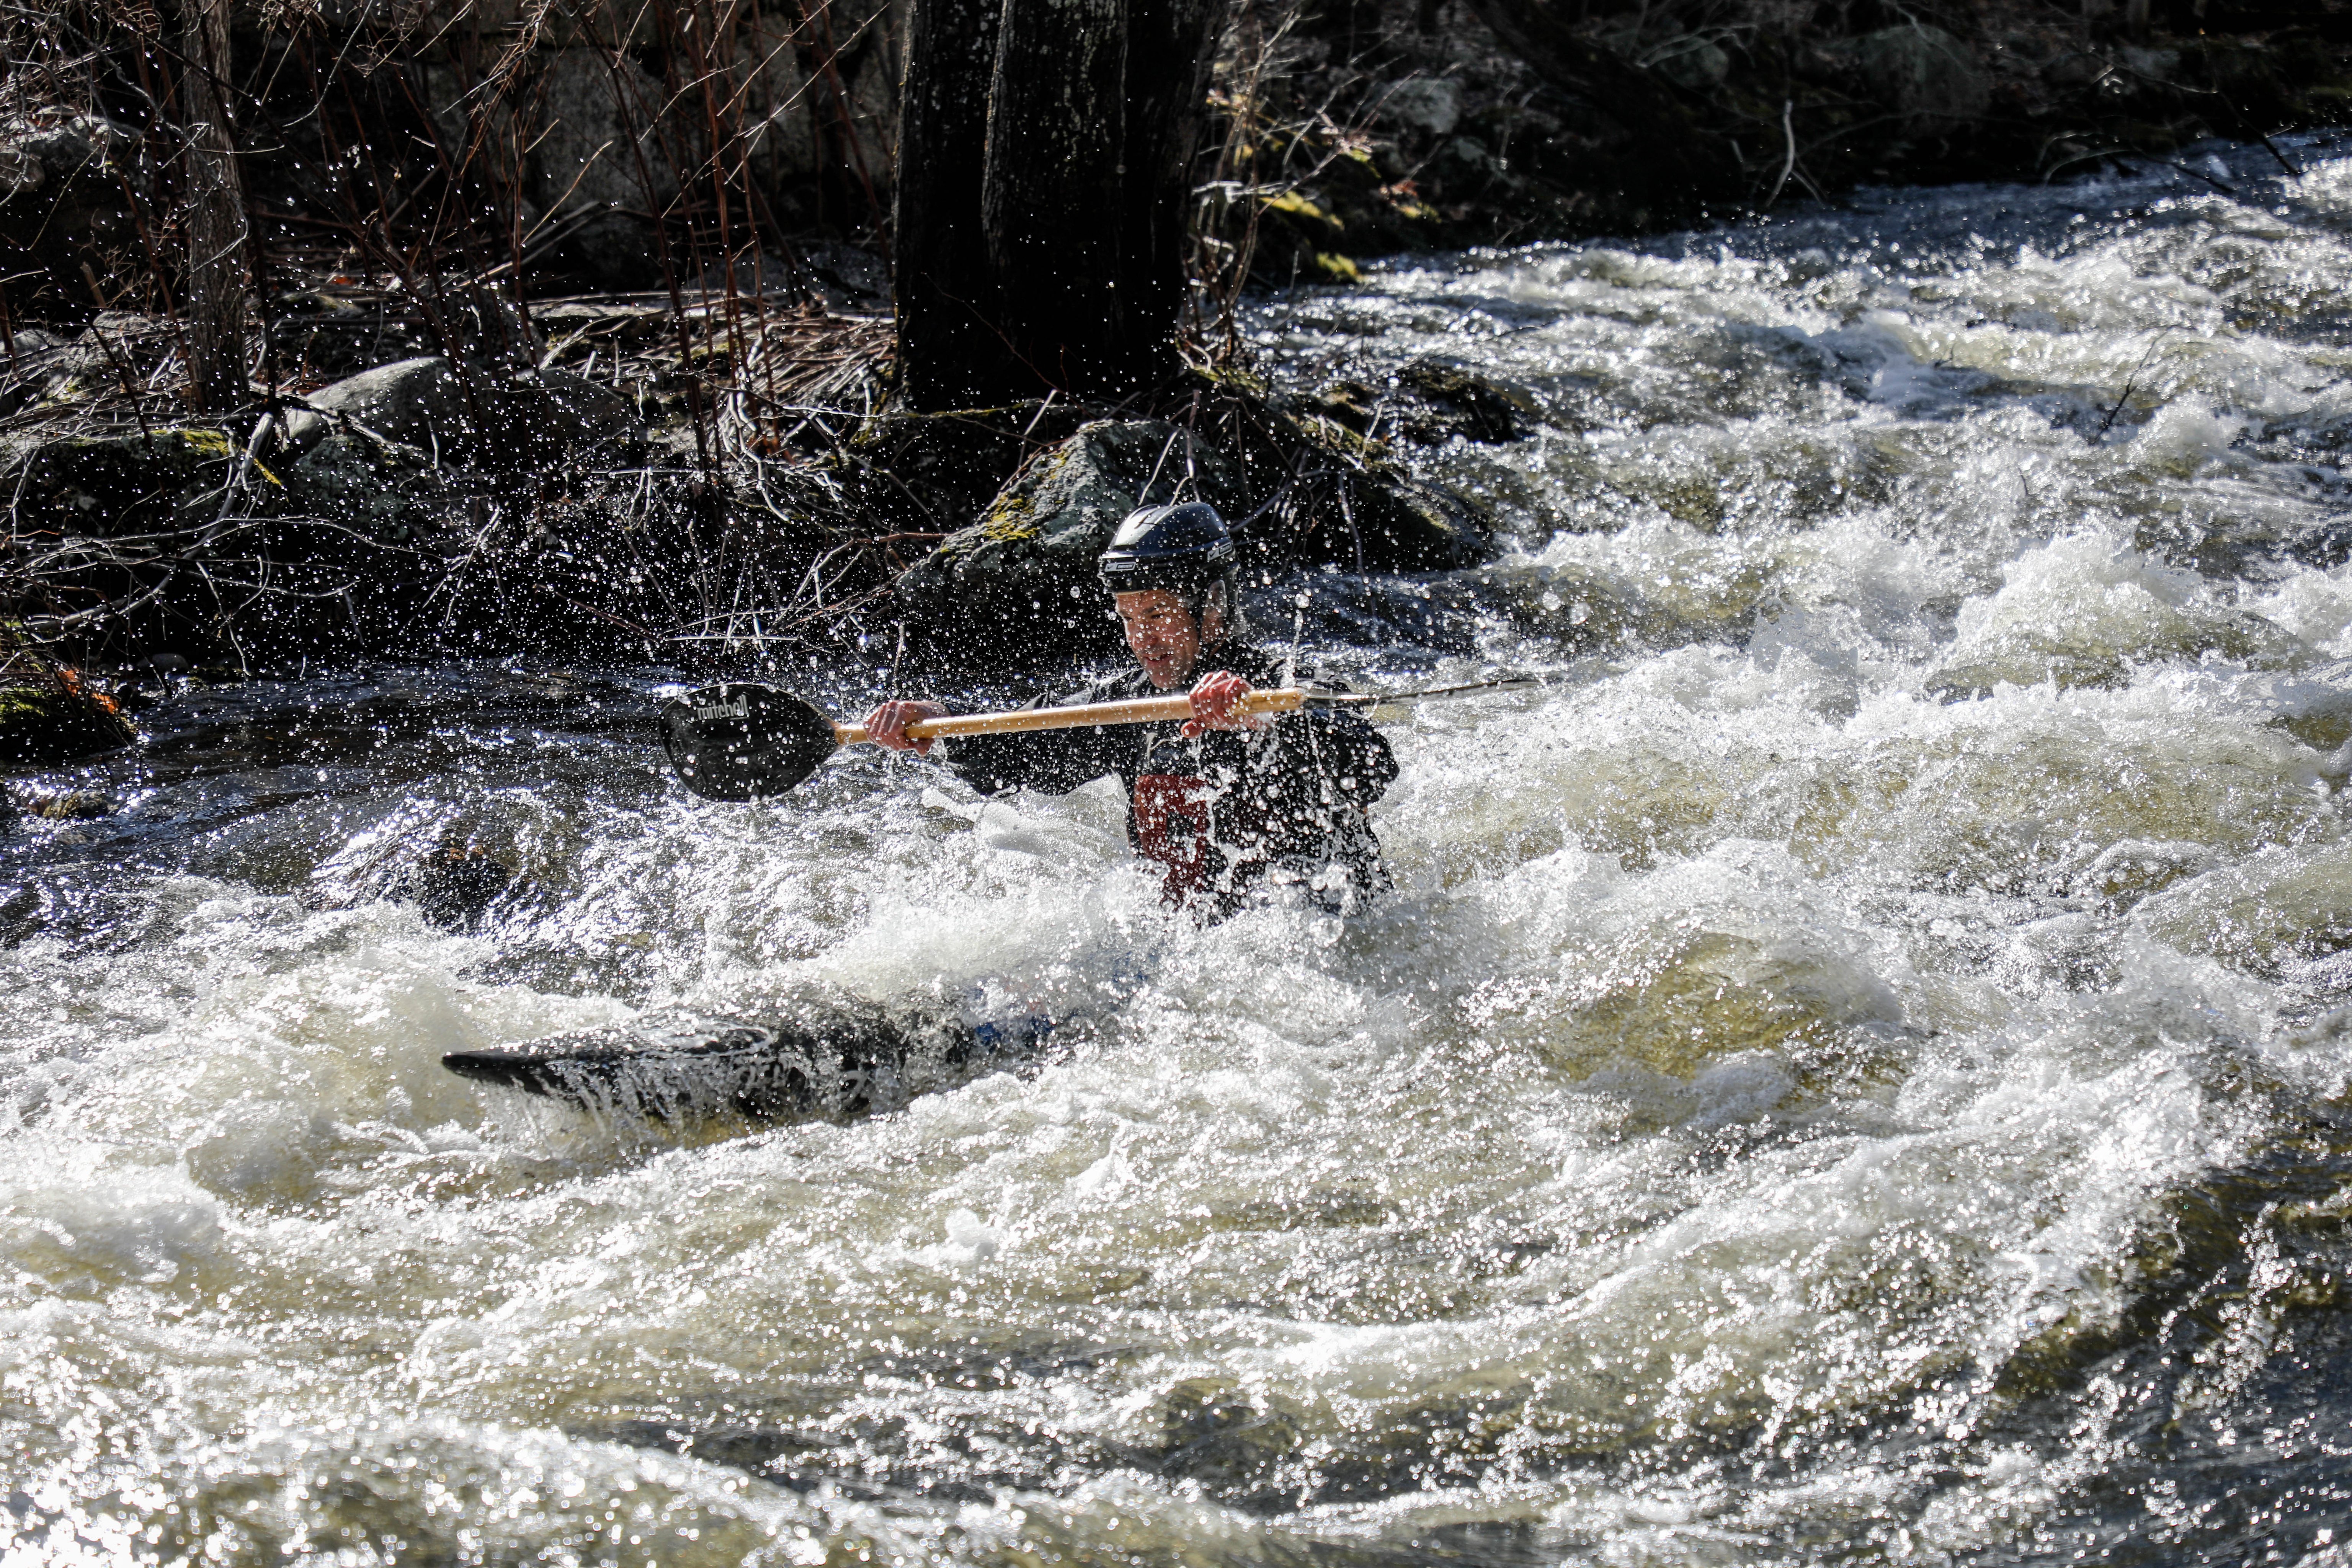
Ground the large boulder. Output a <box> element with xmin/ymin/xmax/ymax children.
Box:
<box><xmin>895</xmin><ymin>419</ymin><xmax>1251</xmax><ymax>666</ymax></box>
<box><xmin>1241</xmin><ymin>410</ymin><xmax>1493</xmax><ymax>573</ymax></box>
<box><xmin>278</xmin><ymin>426</ymin><xmax>448</xmax><ymax>543</ymax></box>
<box><xmin>279</xmin><ymin>357</ymin><xmax>642</xmax><ymax>469</ymax></box>
<box><xmin>838</xmin><ymin>402</ymin><xmax>1092</xmax><ymax>535</ymax></box>
<box><xmin>0</xmin><ymin>421</ymin><xmax>447</xmax><ymax>663</ymax></box>
<box><xmin>890</xmin><ymin>397</ymin><xmax>1494</xmax><ymax>670</ymax></box>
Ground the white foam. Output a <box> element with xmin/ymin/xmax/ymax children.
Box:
<box><xmin>13</xmin><ymin>148</ymin><xmax>2352</xmax><ymax>1566</ymax></box>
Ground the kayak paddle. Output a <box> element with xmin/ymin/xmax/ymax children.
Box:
<box><xmin>658</xmin><ymin>677</ymin><xmax>1540</xmax><ymax>801</ymax></box>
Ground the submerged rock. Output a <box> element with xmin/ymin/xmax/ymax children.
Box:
<box><xmin>16</xmin><ymin>788</ymin><xmax>111</xmax><ymax>820</ymax></box>
<box><xmin>397</xmin><ymin>846</ymin><xmax>515</xmax><ymax>931</ymax></box>
<box><xmin>1305</xmin><ymin>359</ymin><xmax>1535</xmax><ymax>446</ymax></box>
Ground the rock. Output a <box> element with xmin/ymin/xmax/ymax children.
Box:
<box><xmin>267</xmin><ymin>293</ymin><xmax>443</xmax><ymax>382</ymax></box>
<box><xmin>2072</xmin><ymin>839</ymin><xmax>2218</xmax><ymax>914</ymax></box>
<box><xmin>1306</xmin><ymin>359</ymin><xmax>1534</xmax><ymax>447</ymax></box>
<box><xmin>798</xmin><ymin>244</ymin><xmax>891</xmax><ymax>309</ymax></box>
<box><xmin>1400</xmin><ymin>360</ymin><xmax>1534</xmax><ymax>442</ymax></box>
<box><xmin>399</xmin><ymin>847</ymin><xmax>515</xmax><ymax>930</ymax></box>
<box><xmin>0</xmin><ymin>327</ymin><xmax>96</xmax><ymax>407</ymax></box>
<box><xmin>892</xmin><ymin>383</ymin><xmax>1496</xmax><ymax>670</ymax></box>
<box><xmin>1833</xmin><ymin>25</ymin><xmax>1991</xmax><ymax>134</ymax></box>
<box><xmin>895</xmin><ymin>419</ymin><xmax>1251</xmax><ymax>666</ymax></box>
<box><xmin>1152</xmin><ymin>1375</ymin><xmax>1303</xmax><ymax>1490</ymax></box>
<box><xmin>839</xmin><ymin>402</ymin><xmax>1092</xmax><ymax>535</ymax></box>
<box><xmin>1189</xmin><ymin>368</ymin><xmax>1492</xmax><ymax>575</ymax></box>
<box><xmin>0</xmin><ymin>651</ymin><xmax>136</xmax><ymax>765</ymax></box>
<box><xmin>2042</xmin><ymin>51</ymin><xmax>2109</xmax><ymax>89</ymax></box>
<box><xmin>1374</xmin><ymin>78</ymin><xmax>1464</xmax><ymax>138</ymax></box>
<box><xmin>278</xmin><ymin>427</ymin><xmax>443</xmax><ymax>540</ymax></box>
<box><xmin>1435</xmin><ymin>136</ymin><xmax>1500</xmax><ymax>188</ymax></box>
<box><xmin>1288</xmin><ymin>460</ymin><xmax>1492</xmax><ymax>575</ymax></box>
<box><xmin>3</xmin><ymin>425</ymin><xmax>263</xmax><ymax>536</ymax></box>
<box><xmin>1647</xmin><ymin>34</ymin><xmax>1731</xmax><ymax>92</ymax></box>
<box><xmin>0</xmin><ymin>113</ymin><xmax>141</xmax><ymax>323</ymax></box>
<box><xmin>18</xmin><ymin>788</ymin><xmax>110</xmax><ymax>820</ymax></box>
<box><xmin>279</xmin><ymin>357</ymin><xmax>642</xmax><ymax>469</ymax></box>
<box><xmin>0</xmin><ymin>113</ymin><xmax>133</xmax><ymax>197</ymax></box>
<box><xmin>2</xmin><ymin>325</ymin><xmax>74</xmax><ymax>359</ymax></box>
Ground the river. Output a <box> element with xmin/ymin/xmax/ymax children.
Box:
<box><xmin>7</xmin><ymin>134</ymin><xmax>2352</xmax><ymax>1566</ymax></box>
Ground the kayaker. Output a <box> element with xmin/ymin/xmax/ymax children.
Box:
<box><xmin>864</xmin><ymin>502</ymin><xmax>1398</xmax><ymax>916</ymax></box>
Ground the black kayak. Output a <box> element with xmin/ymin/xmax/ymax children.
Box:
<box><xmin>443</xmin><ymin>997</ymin><xmax>1054</xmax><ymax>1120</ymax></box>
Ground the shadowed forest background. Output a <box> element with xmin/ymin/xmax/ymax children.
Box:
<box><xmin>1</xmin><ymin>0</ymin><xmax>2347</xmax><ymax>760</ymax></box>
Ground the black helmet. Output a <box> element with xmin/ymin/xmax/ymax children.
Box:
<box><xmin>1097</xmin><ymin>502</ymin><xmax>1235</xmax><ymax>599</ymax></box>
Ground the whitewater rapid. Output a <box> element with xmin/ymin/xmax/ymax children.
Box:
<box><xmin>6</xmin><ymin>134</ymin><xmax>2352</xmax><ymax>1566</ymax></box>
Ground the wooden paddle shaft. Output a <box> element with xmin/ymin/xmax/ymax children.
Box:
<box><xmin>831</xmin><ymin>687</ymin><xmax>1340</xmax><ymax>745</ymax></box>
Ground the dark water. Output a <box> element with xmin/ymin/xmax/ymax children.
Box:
<box><xmin>6</xmin><ymin>134</ymin><xmax>2352</xmax><ymax>1566</ymax></box>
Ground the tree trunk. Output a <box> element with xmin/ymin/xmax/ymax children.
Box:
<box><xmin>979</xmin><ymin>0</ymin><xmax>1129</xmax><ymax>397</ymax></box>
<box><xmin>893</xmin><ymin>0</ymin><xmax>1221</xmax><ymax>409</ymax></box>
<box><xmin>892</xmin><ymin>0</ymin><xmax>1012</xmax><ymax>409</ymax></box>
<box><xmin>1108</xmin><ymin>0</ymin><xmax>1223</xmax><ymax>385</ymax></box>
<box><xmin>180</xmin><ymin>0</ymin><xmax>250</xmax><ymax>414</ymax></box>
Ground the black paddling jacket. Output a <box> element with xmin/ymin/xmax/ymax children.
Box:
<box><xmin>939</xmin><ymin>643</ymin><xmax>1398</xmax><ymax>916</ymax></box>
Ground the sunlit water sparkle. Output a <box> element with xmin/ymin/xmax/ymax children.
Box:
<box><xmin>8</xmin><ymin>136</ymin><xmax>2352</xmax><ymax>1566</ymax></box>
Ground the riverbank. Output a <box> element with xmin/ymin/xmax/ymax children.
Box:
<box><xmin>0</xmin><ymin>299</ymin><xmax>1503</xmax><ymax>683</ymax></box>
<box><xmin>1191</xmin><ymin>0</ymin><xmax>2352</xmax><ymax>283</ymax></box>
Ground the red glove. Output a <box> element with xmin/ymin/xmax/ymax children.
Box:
<box><xmin>1183</xmin><ymin>671</ymin><xmax>1262</xmax><ymax>737</ymax></box>
<box><xmin>864</xmin><ymin>699</ymin><xmax>948</xmax><ymax>754</ymax></box>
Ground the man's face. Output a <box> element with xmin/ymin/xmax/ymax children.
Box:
<box><xmin>1115</xmin><ymin>590</ymin><xmax>1204</xmax><ymax>690</ymax></box>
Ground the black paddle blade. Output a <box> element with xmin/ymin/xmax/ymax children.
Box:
<box><xmin>658</xmin><ymin>683</ymin><xmax>839</xmax><ymax>800</ymax></box>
